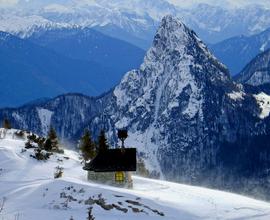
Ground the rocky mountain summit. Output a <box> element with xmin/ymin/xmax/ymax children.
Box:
<box><xmin>1</xmin><ymin>15</ymin><xmax>270</xmax><ymax>200</ymax></box>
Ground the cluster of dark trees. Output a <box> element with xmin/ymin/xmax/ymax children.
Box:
<box><xmin>79</xmin><ymin>129</ymin><xmax>109</xmax><ymax>162</ymax></box>
<box><xmin>2</xmin><ymin>118</ymin><xmax>148</xmax><ymax>178</ymax></box>
<box><xmin>27</xmin><ymin>127</ymin><xmax>63</xmax><ymax>160</ymax></box>
<box><xmin>1</xmin><ymin>117</ymin><xmax>104</xmax><ymax>162</ymax></box>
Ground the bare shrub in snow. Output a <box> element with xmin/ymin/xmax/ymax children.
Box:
<box><xmin>0</xmin><ymin>197</ymin><xmax>6</xmax><ymax>214</ymax></box>
<box><xmin>87</xmin><ymin>207</ymin><xmax>95</xmax><ymax>220</ymax></box>
<box><xmin>54</xmin><ymin>166</ymin><xmax>64</xmax><ymax>178</ymax></box>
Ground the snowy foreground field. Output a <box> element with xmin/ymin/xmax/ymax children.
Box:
<box><xmin>0</xmin><ymin>129</ymin><xmax>270</xmax><ymax>220</ymax></box>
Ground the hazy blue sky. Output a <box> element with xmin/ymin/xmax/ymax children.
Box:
<box><xmin>0</xmin><ymin>0</ymin><xmax>269</xmax><ymax>8</ymax></box>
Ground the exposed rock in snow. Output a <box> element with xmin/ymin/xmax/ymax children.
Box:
<box><xmin>227</xmin><ymin>91</ymin><xmax>245</xmax><ymax>101</ymax></box>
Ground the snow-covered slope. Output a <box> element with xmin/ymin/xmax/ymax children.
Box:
<box><xmin>1</xmin><ymin>128</ymin><xmax>270</xmax><ymax>220</ymax></box>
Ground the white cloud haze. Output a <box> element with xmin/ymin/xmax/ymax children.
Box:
<box><xmin>0</xmin><ymin>0</ymin><xmax>18</xmax><ymax>7</ymax></box>
<box><xmin>0</xmin><ymin>0</ymin><xmax>270</xmax><ymax>9</ymax></box>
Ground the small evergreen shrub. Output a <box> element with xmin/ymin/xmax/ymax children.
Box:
<box><xmin>30</xmin><ymin>148</ymin><xmax>52</xmax><ymax>161</ymax></box>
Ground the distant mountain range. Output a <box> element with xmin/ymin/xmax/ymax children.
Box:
<box><xmin>1</xmin><ymin>16</ymin><xmax>270</xmax><ymax>200</ymax></box>
<box><xmin>210</xmin><ymin>28</ymin><xmax>270</xmax><ymax>75</ymax></box>
<box><xmin>1</xmin><ymin>0</ymin><xmax>270</xmax><ymax>88</ymax></box>
<box><xmin>2</xmin><ymin>1</ymin><xmax>270</xmax><ymax>49</ymax></box>
<box><xmin>0</xmin><ymin>29</ymin><xmax>144</xmax><ymax>107</ymax></box>
<box><xmin>28</xmin><ymin>27</ymin><xmax>145</xmax><ymax>77</ymax></box>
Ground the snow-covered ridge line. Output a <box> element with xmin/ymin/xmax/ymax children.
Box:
<box><xmin>0</xmin><ymin>128</ymin><xmax>270</xmax><ymax>220</ymax></box>
<box><xmin>1</xmin><ymin>0</ymin><xmax>270</xmax><ymax>46</ymax></box>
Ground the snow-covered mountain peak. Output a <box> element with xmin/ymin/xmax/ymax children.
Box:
<box><xmin>137</xmin><ymin>15</ymin><xmax>229</xmax><ymax>86</ymax></box>
<box><xmin>112</xmin><ymin>15</ymin><xmax>233</xmax><ymax>174</ymax></box>
<box><xmin>152</xmin><ymin>15</ymin><xmax>188</xmax><ymax>50</ymax></box>
<box><xmin>114</xmin><ymin>15</ymin><xmax>232</xmax><ymax>121</ymax></box>
<box><xmin>0</xmin><ymin>14</ymin><xmax>72</xmax><ymax>38</ymax></box>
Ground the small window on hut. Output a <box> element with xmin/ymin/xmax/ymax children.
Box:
<box><xmin>115</xmin><ymin>171</ymin><xmax>124</xmax><ymax>182</ymax></box>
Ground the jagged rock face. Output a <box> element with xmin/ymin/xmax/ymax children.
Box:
<box><xmin>110</xmin><ymin>15</ymin><xmax>231</xmax><ymax>173</ymax></box>
<box><xmin>108</xmin><ymin>16</ymin><xmax>265</xmax><ymax>182</ymax></box>
<box><xmin>236</xmin><ymin>49</ymin><xmax>270</xmax><ymax>86</ymax></box>
<box><xmin>0</xmin><ymin>15</ymin><xmax>270</xmax><ymax>199</ymax></box>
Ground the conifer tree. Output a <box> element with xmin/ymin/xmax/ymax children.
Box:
<box><xmin>79</xmin><ymin>129</ymin><xmax>96</xmax><ymax>161</ymax></box>
<box><xmin>3</xmin><ymin>119</ymin><xmax>11</xmax><ymax>129</ymax></box>
<box><xmin>44</xmin><ymin>138</ymin><xmax>52</xmax><ymax>151</ymax></box>
<box><xmin>97</xmin><ymin>130</ymin><xmax>109</xmax><ymax>152</ymax></box>
<box><xmin>44</xmin><ymin>127</ymin><xmax>60</xmax><ymax>152</ymax></box>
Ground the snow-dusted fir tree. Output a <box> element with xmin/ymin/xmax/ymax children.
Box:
<box><xmin>44</xmin><ymin>127</ymin><xmax>61</xmax><ymax>152</ymax></box>
<box><xmin>79</xmin><ymin>129</ymin><xmax>96</xmax><ymax>162</ymax></box>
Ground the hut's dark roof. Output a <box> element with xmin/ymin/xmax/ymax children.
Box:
<box><xmin>83</xmin><ymin>148</ymin><xmax>136</xmax><ymax>172</ymax></box>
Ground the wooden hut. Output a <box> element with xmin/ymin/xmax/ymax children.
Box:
<box><xmin>83</xmin><ymin>148</ymin><xmax>136</xmax><ymax>188</ymax></box>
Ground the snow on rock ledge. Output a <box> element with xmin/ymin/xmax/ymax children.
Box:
<box><xmin>254</xmin><ymin>92</ymin><xmax>270</xmax><ymax>119</ymax></box>
<box><xmin>227</xmin><ymin>91</ymin><xmax>245</xmax><ymax>101</ymax></box>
